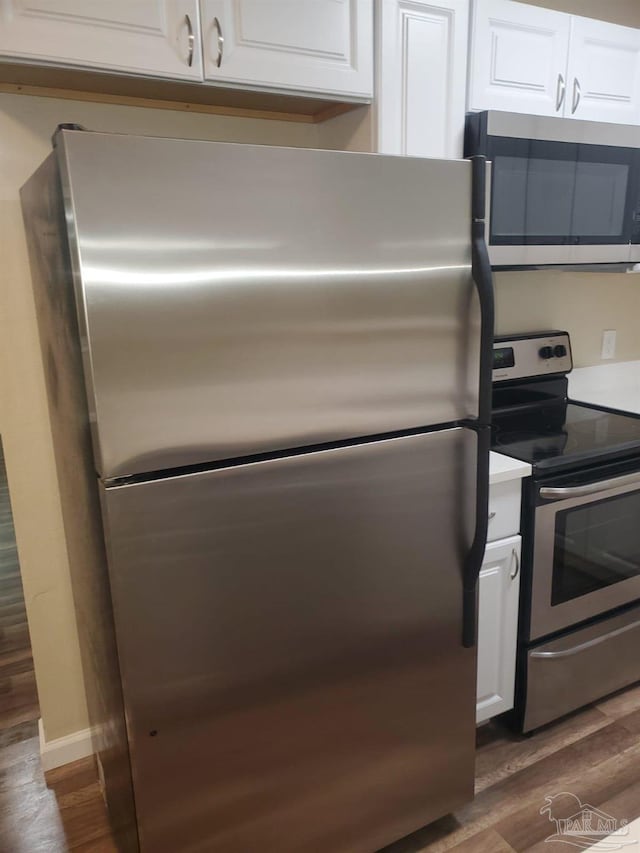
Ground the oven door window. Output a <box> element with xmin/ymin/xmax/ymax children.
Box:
<box><xmin>551</xmin><ymin>489</ymin><xmax>640</xmax><ymax>605</ymax></box>
<box><xmin>487</xmin><ymin>138</ymin><xmax>638</xmax><ymax>246</ymax></box>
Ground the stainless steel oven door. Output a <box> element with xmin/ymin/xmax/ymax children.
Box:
<box><xmin>531</xmin><ymin>470</ymin><xmax>640</xmax><ymax>640</ymax></box>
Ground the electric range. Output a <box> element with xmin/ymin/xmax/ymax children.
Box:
<box><xmin>491</xmin><ymin>331</ymin><xmax>640</xmax><ymax>732</ymax></box>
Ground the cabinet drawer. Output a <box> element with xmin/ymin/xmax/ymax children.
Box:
<box><xmin>487</xmin><ymin>479</ymin><xmax>521</xmax><ymax>542</ymax></box>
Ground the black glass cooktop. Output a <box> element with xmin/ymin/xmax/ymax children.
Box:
<box><xmin>491</xmin><ymin>400</ymin><xmax>640</xmax><ymax>471</ymax></box>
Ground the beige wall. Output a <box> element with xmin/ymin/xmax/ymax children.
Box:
<box><xmin>0</xmin><ymin>93</ymin><xmax>320</xmax><ymax>741</ymax></box>
<box><xmin>316</xmin><ymin>104</ymin><xmax>374</xmax><ymax>152</ymax></box>
<box><xmin>494</xmin><ymin>271</ymin><xmax>640</xmax><ymax>366</ymax></box>
<box><xmin>516</xmin><ymin>0</ymin><xmax>640</xmax><ymax>27</ymax></box>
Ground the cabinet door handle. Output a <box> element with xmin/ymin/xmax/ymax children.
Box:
<box><xmin>213</xmin><ymin>16</ymin><xmax>224</xmax><ymax>67</ymax></box>
<box><xmin>184</xmin><ymin>13</ymin><xmax>195</xmax><ymax>67</ymax></box>
<box><xmin>571</xmin><ymin>77</ymin><xmax>581</xmax><ymax>114</ymax></box>
<box><xmin>510</xmin><ymin>548</ymin><xmax>520</xmax><ymax>581</ymax></box>
<box><xmin>556</xmin><ymin>73</ymin><xmax>566</xmax><ymax>112</ymax></box>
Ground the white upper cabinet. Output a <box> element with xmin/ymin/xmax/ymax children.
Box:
<box><xmin>199</xmin><ymin>0</ymin><xmax>373</xmax><ymax>99</ymax></box>
<box><xmin>469</xmin><ymin>0</ymin><xmax>571</xmax><ymax>117</ymax></box>
<box><xmin>470</xmin><ymin>0</ymin><xmax>640</xmax><ymax>124</ymax></box>
<box><xmin>567</xmin><ymin>16</ymin><xmax>640</xmax><ymax>124</ymax></box>
<box><xmin>376</xmin><ymin>0</ymin><xmax>469</xmax><ymax>159</ymax></box>
<box><xmin>0</xmin><ymin>0</ymin><xmax>203</xmax><ymax>80</ymax></box>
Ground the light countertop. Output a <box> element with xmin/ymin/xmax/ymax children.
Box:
<box><xmin>489</xmin><ymin>451</ymin><xmax>531</xmax><ymax>485</ymax></box>
<box><xmin>569</xmin><ymin>361</ymin><xmax>640</xmax><ymax>414</ymax></box>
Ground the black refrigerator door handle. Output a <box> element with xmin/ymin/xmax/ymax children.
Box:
<box><xmin>470</xmin><ymin>155</ymin><xmax>494</xmax><ymax>431</ymax></box>
<box><xmin>462</xmin><ymin>426</ymin><xmax>491</xmax><ymax>648</ymax></box>
<box><xmin>463</xmin><ymin>155</ymin><xmax>495</xmax><ymax>648</ymax></box>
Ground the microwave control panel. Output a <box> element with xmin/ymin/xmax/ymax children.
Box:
<box><xmin>493</xmin><ymin>331</ymin><xmax>572</xmax><ymax>383</ymax></box>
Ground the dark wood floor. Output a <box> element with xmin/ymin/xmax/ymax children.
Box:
<box><xmin>388</xmin><ymin>683</ymin><xmax>640</xmax><ymax>852</ymax></box>
<box><xmin>2</xmin><ymin>682</ymin><xmax>640</xmax><ymax>852</ymax></box>
<box><xmin>0</xmin><ymin>720</ymin><xmax>116</xmax><ymax>853</ymax></box>
<box><xmin>0</xmin><ymin>441</ymin><xmax>114</xmax><ymax>851</ymax></box>
<box><xmin>0</xmin><ymin>443</ymin><xmax>39</xmax><ymax>732</ymax></box>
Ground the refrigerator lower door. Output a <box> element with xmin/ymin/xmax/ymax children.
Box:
<box><xmin>101</xmin><ymin>429</ymin><xmax>477</xmax><ymax>853</ymax></box>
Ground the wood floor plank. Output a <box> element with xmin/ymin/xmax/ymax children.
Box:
<box><xmin>0</xmin><ymin>442</ymin><xmax>39</xmax><ymax>735</ymax></box>
<box><xmin>597</xmin><ymin>685</ymin><xmax>640</xmax><ymax>720</ymax></box>
<box><xmin>0</xmin><ymin>648</ymin><xmax>35</xmax><ymax>680</ymax></box>
<box><xmin>71</xmin><ymin>839</ymin><xmax>119</xmax><ymax>853</ymax></box>
<box><xmin>520</xmin><ymin>779</ymin><xmax>640</xmax><ymax>853</ymax></box>
<box><xmin>616</xmin><ymin>707</ymin><xmax>640</xmax><ymax>735</ymax></box>
<box><xmin>474</xmin><ymin>706</ymin><xmax>611</xmax><ymax>794</ymax></box>
<box><xmin>495</xmin><ymin>738</ymin><xmax>640</xmax><ymax>851</ymax></box>
<box><xmin>445</xmin><ymin>829</ymin><xmax>516</xmax><ymax>853</ymax></box>
<box><xmin>389</xmin><ymin>718</ymin><xmax>639</xmax><ymax>852</ymax></box>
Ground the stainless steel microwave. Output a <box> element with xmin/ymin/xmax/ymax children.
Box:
<box><xmin>465</xmin><ymin>111</ymin><xmax>640</xmax><ymax>269</ymax></box>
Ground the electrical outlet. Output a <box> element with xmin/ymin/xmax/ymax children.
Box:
<box><xmin>601</xmin><ymin>329</ymin><xmax>617</xmax><ymax>360</ymax></box>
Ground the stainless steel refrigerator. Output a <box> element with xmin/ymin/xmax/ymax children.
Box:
<box><xmin>21</xmin><ymin>128</ymin><xmax>493</xmax><ymax>853</ymax></box>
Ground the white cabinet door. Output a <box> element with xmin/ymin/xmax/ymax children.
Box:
<box><xmin>0</xmin><ymin>0</ymin><xmax>202</xmax><ymax>80</ymax></box>
<box><xmin>476</xmin><ymin>535</ymin><xmax>521</xmax><ymax>724</ymax></box>
<box><xmin>200</xmin><ymin>0</ymin><xmax>373</xmax><ymax>99</ymax></box>
<box><xmin>567</xmin><ymin>16</ymin><xmax>640</xmax><ymax>124</ymax></box>
<box><xmin>376</xmin><ymin>0</ymin><xmax>469</xmax><ymax>159</ymax></box>
<box><xmin>469</xmin><ymin>0</ymin><xmax>570</xmax><ymax>117</ymax></box>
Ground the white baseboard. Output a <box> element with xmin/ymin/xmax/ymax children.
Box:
<box><xmin>38</xmin><ymin>718</ymin><xmax>94</xmax><ymax>772</ymax></box>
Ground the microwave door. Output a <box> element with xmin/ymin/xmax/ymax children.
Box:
<box><xmin>485</xmin><ymin>137</ymin><xmax>639</xmax><ymax>267</ymax></box>
<box><xmin>487</xmin><ymin>137</ymin><xmax>576</xmax><ymax>259</ymax></box>
<box><xmin>570</xmin><ymin>142</ymin><xmax>639</xmax><ymax>264</ymax></box>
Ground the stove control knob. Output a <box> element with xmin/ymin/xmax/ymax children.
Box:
<box><xmin>539</xmin><ymin>346</ymin><xmax>553</xmax><ymax>360</ymax></box>
<box><xmin>554</xmin><ymin>344</ymin><xmax>567</xmax><ymax>358</ymax></box>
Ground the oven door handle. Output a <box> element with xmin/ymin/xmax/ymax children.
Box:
<box><xmin>530</xmin><ymin>618</ymin><xmax>640</xmax><ymax>659</ymax></box>
<box><xmin>539</xmin><ymin>470</ymin><xmax>640</xmax><ymax>500</ymax></box>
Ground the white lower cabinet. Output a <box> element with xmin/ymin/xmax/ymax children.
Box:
<box><xmin>376</xmin><ymin>0</ymin><xmax>469</xmax><ymax>159</ymax></box>
<box><xmin>476</xmin><ymin>535</ymin><xmax>521</xmax><ymax>724</ymax></box>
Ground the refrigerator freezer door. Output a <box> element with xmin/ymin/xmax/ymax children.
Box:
<box><xmin>57</xmin><ymin>132</ymin><xmax>479</xmax><ymax>478</ymax></box>
<box><xmin>101</xmin><ymin>429</ymin><xmax>477</xmax><ymax>853</ymax></box>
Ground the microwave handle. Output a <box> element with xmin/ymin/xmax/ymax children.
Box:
<box><xmin>540</xmin><ymin>469</ymin><xmax>640</xmax><ymax>500</ymax></box>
